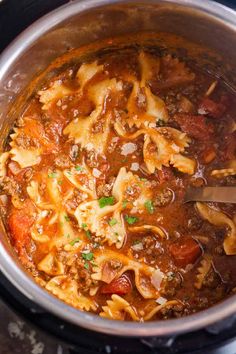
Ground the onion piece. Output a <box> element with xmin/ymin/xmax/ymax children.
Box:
<box><xmin>129</xmin><ymin>224</ymin><xmax>166</xmax><ymax>238</ymax></box>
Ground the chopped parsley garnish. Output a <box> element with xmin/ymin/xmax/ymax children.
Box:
<box><xmin>48</xmin><ymin>172</ymin><xmax>57</xmax><ymax>178</ymax></box>
<box><xmin>144</xmin><ymin>200</ymin><xmax>154</xmax><ymax>214</ymax></box>
<box><xmin>66</xmin><ymin>170</ymin><xmax>72</xmax><ymax>175</ymax></box>
<box><xmin>75</xmin><ymin>165</ymin><xmax>83</xmax><ymax>171</ymax></box>
<box><xmin>109</xmin><ymin>218</ymin><xmax>117</xmax><ymax>226</ymax></box>
<box><xmin>133</xmin><ymin>239</ymin><xmax>141</xmax><ymax>245</ymax></box>
<box><xmin>98</xmin><ymin>196</ymin><xmax>115</xmax><ymax>208</ymax></box>
<box><xmin>84</xmin><ymin>262</ymin><xmax>89</xmax><ymax>270</ymax></box>
<box><xmin>66</xmin><ymin>234</ymin><xmax>70</xmax><ymax>238</ymax></box>
<box><xmin>125</xmin><ymin>215</ymin><xmax>138</xmax><ymax>225</ymax></box>
<box><xmin>85</xmin><ymin>230</ymin><xmax>91</xmax><ymax>240</ymax></box>
<box><xmin>140</xmin><ymin>178</ymin><xmax>147</xmax><ymax>182</ymax></box>
<box><xmin>81</xmin><ymin>223</ymin><xmax>91</xmax><ymax>239</ymax></box>
<box><xmin>58</xmin><ymin>180</ymin><xmax>63</xmax><ymax>185</ymax></box>
<box><xmin>64</xmin><ymin>214</ymin><xmax>70</xmax><ymax>222</ymax></box>
<box><xmin>82</xmin><ymin>252</ymin><xmax>94</xmax><ymax>261</ymax></box>
<box><xmin>122</xmin><ymin>200</ymin><xmax>128</xmax><ymax>209</ymax></box>
<box><xmin>70</xmin><ymin>237</ymin><xmax>80</xmax><ymax>246</ymax></box>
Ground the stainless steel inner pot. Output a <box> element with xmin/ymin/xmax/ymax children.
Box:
<box><xmin>0</xmin><ymin>0</ymin><xmax>236</xmax><ymax>337</ymax></box>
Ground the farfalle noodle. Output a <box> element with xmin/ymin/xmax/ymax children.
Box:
<box><xmin>46</xmin><ymin>276</ymin><xmax>98</xmax><ymax>311</ymax></box>
<box><xmin>196</xmin><ymin>202</ymin><xmax>236</xmax><ymax>255</ymax></box>
<box><xmin>91</xmin><ymin>250</ymin><xmax>163</xmax><ymax>299</ymax></box>
<box><xmin>100</xmin><ymin>294</ymin><xmax>139</xmax><ymax>321</ymax></box>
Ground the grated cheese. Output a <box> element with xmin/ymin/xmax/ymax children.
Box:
<box><xmin>156</xmin><ymin>296</ymin><xmax>167</xmax><ymax>305</ymax></box>
<box><xmin>131</xmin><ymin>242</ymin><xmax>144</xmax><ymax>251</ymax></box>
<box><xmin>151</xmin><ymin>269</ymin><xmax>164</xmax><ymax>290</ymax></box>
<box><xmin>120</xmin><ymin>143</ymin><xmax>137</xmax><ymax>156</ymax></box>
<box><xmin>92</xmin><ymin>168</ymin><xmax>102</xmax><ymax>178</ymax></box>
<box><xmin>131</xmin><ymin>162</ymin><xmax>139</xmax><ymax>171</ymax></box>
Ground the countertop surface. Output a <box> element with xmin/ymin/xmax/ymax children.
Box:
<box><xmin>2</xmin><ymin>296</ymin><xmax>236</xmax><ymax>354</ymax></box>
<box><xmin>0</xmin><ymin>299</ymin><xmax>69</xmax><ymax>354</ymax></box>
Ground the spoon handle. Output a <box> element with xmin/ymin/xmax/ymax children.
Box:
<box><xmin>184</xmin><ymin>187</ymin><xmax>236</xmax><ymax>204</ymax></box>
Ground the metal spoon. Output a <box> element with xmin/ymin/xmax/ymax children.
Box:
<box><xmin>184</xmin><ymin>186</ymin><xmax>236</xmax><ymax>204</ymax></box>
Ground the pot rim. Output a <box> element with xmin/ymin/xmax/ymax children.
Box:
<box><xmin>1</xmin><ymin>0</ymin><xmax>236</xmax><ymax>337</ymax></box>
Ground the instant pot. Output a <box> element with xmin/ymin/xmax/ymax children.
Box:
<box><xmin>0</xmin><ymin>1</ymin><xmax>236</xmax><ymax>353</ymax></box>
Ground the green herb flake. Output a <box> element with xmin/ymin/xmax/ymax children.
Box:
<box><xmin>48</xmin><ymin>172</ymin><xmax>57</xmax><ymax>178</ymax></box>
<box><xmin>85</xmin><ymin>230</ymin><xmax>92</xmax><ymax>240</ymax></box>
<box><xmin>81</xmin><ymin>223</ymin><xmax>91</xmax><ymax>239</ymax></box>
<box><xmin>98</xmin><ymin>196</ymin><xmax>115</xmax><ymax>208</ymax></box>
<box><xmin>66</xmin><ymin>234</ymin><xmax>70</xmax><ymax>239</ymax></box>
<box><xmin>84</xmin><ymin>262</ymin><xmax>89</xmax><ymax>270</ymax></box>
<box><xmin>122</xmin><ymin>200</ymin><xmax>128</xmax><ymax>209</ymax></box>
<box><xmin>70</xmin><ymin>237</ymin><xmax>80</xmax><ymax>246</ymax></box>
<box><xmin>75</xmin><ymin>165</ymin><xmax>83</xmax><ymax>171</ymax></box>
<box><xmin>58</xmin><ymin>180</ymin><xmax>63</xmax><ymax>185</ymax></box>
<box><xmin>108</xmin><ymin>218</ymin><xmax>117</xmax><ymax>227</ymax></box>
<box><xmin>144</xmin><ymin>200</ymin><xmax>154</xmax><ymax>214</ymax></box>
<box><xmin>82</xmin><ymin>252</ymin><xmax>94</xmax><ymax>261</ymax></box>
<box><xmin>64</xmin><ymin>214</ymin><xmax>70</xmax><ymax>222</ymax></box>
<box><xmin>125</xmin><ymin>215</ymin><xmax>138</xmax><ymax>225</ymax></box>
<box><xmin>140</xmin><ymin>178</ymin><xmax>147</xmax><ymax>182</ymax></box>
<box><xmin>66</xmin><ymin>170</ymin><xmax>72</xmax><ymax>176</ymax></box>
<box><xmin>133</xmin><ymin>239</ymin><xmax>141</xmax><ymax>245</ymax></box>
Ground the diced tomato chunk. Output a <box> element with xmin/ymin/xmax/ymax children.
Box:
<box><xmin>198</xmin><ymin>96</ymin><xmax>229</xmax><ymax>119</ymax></box>
<box><xmin>201</xmin><ymin>145</ymin><xmax>216</xmax><ymax>164</ymax></box>
<box><xmin>24</xmin><ymin>118</ymin><xmax>56</xmax><ymax>153</ymax></box>
<box><xmin>169</xmin><ymin>238</ymin><xmax>202</xmax><ymax>267</ymax></box>
<box><xmin>174</xmin><ymin>114</ymin><xmax>214</xmax><ymax>140</ymax></box>
<box><xmin>100</xmin><ymin>274</ymin><xmax>132</xmax><ymax>295</ymax></box>
<box><xmin>8</xmin><ymin>199</ymin><xmax>36</xmax><ymax>255</ymax></box>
